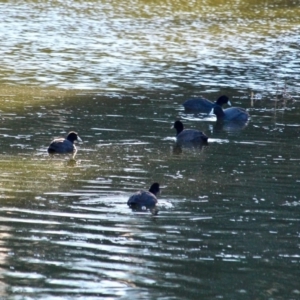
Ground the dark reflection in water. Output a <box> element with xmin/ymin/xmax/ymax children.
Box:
<box><xmin>212</xmin><ymin>120</ymin><xmax>249</xmax><ymax>134</ymax></box>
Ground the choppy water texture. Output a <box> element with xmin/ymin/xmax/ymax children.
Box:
<box><xmin>0</xmin><ymin>0</ymin><xmax>300</xmax><ymax>299</ymax></box>
<box><xmin>1</xmin><ymin>0</ymin><xmax>300</xmax><ymax>93</ymax></box>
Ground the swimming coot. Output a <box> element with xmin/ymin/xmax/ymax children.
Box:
<box><xmin>127</xmin><ymin>183</ymin><xmax>160</xmax><ymax>214</ymax></box>
<box><xmin>48</xmin><ymin>131</ymin><xmax>82</xmax><ymax>156</ymax></box>
<box><xmin>173</xmin><ymin>120</ymin><xmax>208</xmax><ymax>144</ymax></box>
<box><xmin>211</xmin><ymin>106</ymin><xmax>249</xmax><ymax>122</ymax></box>
<box><xmin>183</xmin><ymin>95</ymin><xmax>231</xmax><ymax>113</ymax></box>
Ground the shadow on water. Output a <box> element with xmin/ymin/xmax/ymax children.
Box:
<box><xmin>212</xmin><ymin>120</ymin><xmax>249</xmax><ymax>134</ymax></box>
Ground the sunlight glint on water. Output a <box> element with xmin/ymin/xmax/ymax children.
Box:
<box><xmin>0</xmin><ymin>0</ymin><xmax>299</xmax><ymax>299</ymax></box>
<box><xmin>0</xmin><ymin>0</ymin><xmax>299</xmax><ymax>92</ymax></box>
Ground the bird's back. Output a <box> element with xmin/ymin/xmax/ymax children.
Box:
<box><xmin>48</xmin><ymin>138</ymin><xmax>75</xmax><ymax>154</ymax></box>
<box><xmin>127</xmin><ymin>190</ymin><xmax>158</xmax><ymax>208</ymax></box>
<box><xmin>177</xmin><ymin>129</ymin><xmax>208</xmax><ymax>143</ymax></box>
<box><xmin>223</xmin><ymin>107</ymin><xmax>249</xmax><ymax>121</ymax></box>
<box><xmin>183</xmin><ymin>98</ymin><xmax>213</xmax><ymax>112</ymax></box>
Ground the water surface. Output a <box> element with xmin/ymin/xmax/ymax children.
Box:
<box><xmin>1</xmin><ymin>0</ymin><xmax>299</xmax><ymax>94</ymax></box>
<box><xmin>0</xmin><ymin>0</ymin><xmax>300</xmax><ymax>299</ymax></box>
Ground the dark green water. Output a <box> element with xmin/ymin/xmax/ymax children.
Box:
<box><xmin>0</xmin><ymin>0</ymin><xmax>299</xmax><ymax>299</ymax></box>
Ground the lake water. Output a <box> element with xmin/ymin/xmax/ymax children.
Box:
<box><xmin>0</xmin><ymin>0</ymin><xmax>300</xmax><ymax>299</ymax></box>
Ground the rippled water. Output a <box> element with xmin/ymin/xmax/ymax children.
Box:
<box><xmin>1</xmin><ymin>0</ymin><xmax>300</xmax><ymax>93</ymax></box>
<box><xmin>0</xmin><ymin>0</ymin><xmax>300</xmax><ymax>299</ymax></box>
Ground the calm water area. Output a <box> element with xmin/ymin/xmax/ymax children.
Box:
<box><xmin>0</xmin><ymin>0</ymin><xmax>300</xmax><ymax>299</ymax></box>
